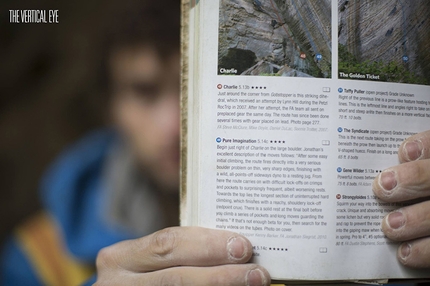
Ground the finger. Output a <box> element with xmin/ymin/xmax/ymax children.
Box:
<box><xmin>137</xmin><ymin>264</ymin><xmax>270</xmax><ymax>286</ymax></box>
<box><xmin>382</xmin><ymin>200</ymin><xmax>430</xmax><ymax>241</ymax></box>
<box><xmin>397</xmin><ymin>237</ymin><xmax>430</xmax><ymax>269</ymax></box>
<box><xmin>96</xmin><ymin>264</ymin><xmax>270</xmax><ymax>286</ymax></box>
<box><xmin>96</xmin><ymin>227</ymin><xmax>253</xmax><ymax>273</ymax></box>
<box><xmin>398</xmin><ymin>130</ymin><xmax>430</xmax><ymax>163</ymax></box>
<box><xmin>372</xmin><ymin>159</ymin><xmax>430</xmax><ymax>202</ymax></box>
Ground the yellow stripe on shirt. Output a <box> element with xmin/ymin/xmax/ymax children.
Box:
<box><xmin>15</xmin><ymin>212</ymin><xmax>93</xmax><ymax>286</ymax></box>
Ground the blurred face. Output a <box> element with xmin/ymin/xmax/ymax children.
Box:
<box><xmin>110</xmin><ymin>45</ymin><xmax>180</xmax><ymax>193</ymax></box>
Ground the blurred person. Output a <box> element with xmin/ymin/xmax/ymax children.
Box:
<box><xmin>1</xmin><ymin>0</ymin><xmax>429</xmax><ymax>286</ymax></box>
<box><xmin>1</xmin><ymin>0</ymin><xmax>184</xmax><ymax>284</ymax></box>
<box><xmin>0</xmin><ymin>1</ymin><xmax>270</xmax><ymax>285</ymax></box>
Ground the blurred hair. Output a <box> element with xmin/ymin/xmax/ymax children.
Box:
<box><xmin>99</xmin><ymin>0</ymin><xmax>181</xmax><ymax>93</ymax></box>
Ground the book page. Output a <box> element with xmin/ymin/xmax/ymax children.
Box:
<box><xmin>183</xmin><ymin>0</ymin><xmax>430</xmax><ymax>282</ymax></box>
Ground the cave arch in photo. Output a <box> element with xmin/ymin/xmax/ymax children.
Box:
<box><xmin>218</xmin><ymin>48</ymin><xmax>257</xmax><ymax>75</ymax></box>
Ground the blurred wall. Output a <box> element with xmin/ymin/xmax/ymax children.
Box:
<box><xmin>0</xmin><ymin>0</ymin><xmax>126</xmax><ymax>244</ymax></box>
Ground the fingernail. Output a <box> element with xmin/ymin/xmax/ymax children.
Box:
<box><xmin>386</xmin><ymin>211</ymin><xmax>405</xmax><ymax>230</ymax></box>
<box><xmin>399</xmin><ymin>243</ymin><xmax>411</xmax><ymax>260</ymax></box>
<box><xmin>227</xmin><ymin>236</ymin><xmax>247</xmax><ymax>260</ymax></box>
<box><xmin>379</xmin><ymin>170</ymin><xmax>397</xmax><ymax>194</ymax></box>
<box><xmin>246</xmin><ymin>269</ymin><xmax>267</xmax><ymax>286</ymax></box>
<box><xmin>404</xmin><ymin>140</ymin><xmax>423</xmax><ymax>161</ymax></box>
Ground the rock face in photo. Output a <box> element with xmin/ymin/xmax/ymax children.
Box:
<box><xmin>338</xmin><ymin>0</ymin><xmax>430</xmax><ymax>84</ymax></box>
<box><xmin>218</xmin><ymin>0</ymin><xmax>332</xmax><ymax>78</ymax></box>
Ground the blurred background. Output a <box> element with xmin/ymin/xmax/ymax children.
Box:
<box><xmin>0</xmin><ymin>0</ymin><xmax>129</xmax><ymax>245</ymax></box>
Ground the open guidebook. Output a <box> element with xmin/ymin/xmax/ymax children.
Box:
<box><xmin>180</xmin><ymin>0</ymin><xmax>430</xmax><ymax>283</ymax></box>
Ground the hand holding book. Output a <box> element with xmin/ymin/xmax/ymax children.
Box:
<box><xmin>95</xmin><ymin>133</ymin><xmax>430</xmax><ymax>283</ymax></box>
<box><xmin>94</xmin><ymin>227</ymin><xmax>271</xmax><ymax>285</ymax></box>
<box><xmin>373</xmin><ymin>129</ymin><xmax>430</xmax><ymax>269</ymax></box>
<box><xmin>93</xmin><ymin>132</ymin><xmax>429</xmax><ymax>284</ymax></box>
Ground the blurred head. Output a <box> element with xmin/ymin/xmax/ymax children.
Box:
<box><xmin>103</xmin><ymin>0</ymin><xmax>180</xmax><ymax>194</ymax></box>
